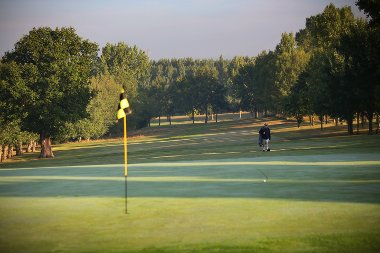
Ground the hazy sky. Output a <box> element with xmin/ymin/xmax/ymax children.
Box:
<box><xmin>0</xmin><ymin>0</ymin><xmax>366</xmax><ymax>60</ymax></box>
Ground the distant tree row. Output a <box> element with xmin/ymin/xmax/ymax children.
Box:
<box><xmin>1</xmin><ymin>1</ymin><xmax>379</xmax><ymax>159</ymax></box>
<box><xmin>135</xmin><ymin>3</ymin><xmax>379</xmax><ymax>135</ymax></box>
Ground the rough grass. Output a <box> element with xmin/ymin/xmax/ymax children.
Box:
<box><xmin>0</xmin><ymin>117</ymin><xmax>379</xmax><ymax>253</ymax></box>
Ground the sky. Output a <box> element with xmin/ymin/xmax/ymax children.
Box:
<box><xmin>0</xmin><ymin>0</ymin><xmax>367</xmax><ymax>60</ymax></box>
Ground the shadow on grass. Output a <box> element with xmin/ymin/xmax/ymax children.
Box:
<box><xmin>1</xmin><ymin>162</ymin><xmax>379</xmax><ymax>204</ymax></box>
<box><xmin>0</xmin><ymin>179</ymin><xmax>379</xmax><ymax>204</ymax></box>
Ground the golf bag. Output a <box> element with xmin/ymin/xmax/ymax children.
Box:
<box><xmin>258</xmin><ymin>135</ymin><xmax>263</xmax><ymax>147</ymax></box>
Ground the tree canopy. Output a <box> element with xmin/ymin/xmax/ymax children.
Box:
<box><xmin>2</xmin><ymin>27</ymin><xmax>98</xmax><ymax>157</ymax></box>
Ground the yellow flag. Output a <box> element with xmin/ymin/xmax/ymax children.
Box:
<box><xmin>117</xmin><ymin>88</ymin><xmax>130</xmax><ymax>119</ymax></box>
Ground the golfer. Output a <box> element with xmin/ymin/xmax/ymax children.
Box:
<box><xmin>259</xmin><ymin>123</ymin><xmax>271</xmax><ymax>151</ymax></box>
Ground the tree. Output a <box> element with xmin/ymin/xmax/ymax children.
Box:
<box><xmin>356</xmin><ymin>0</ymin><xmax>380</xmax><ymax>26</ymax></box>
<box><xmin>192</xmin><ymin>61</ymin><xmax>220</xmax><ymax>123</ymax></box>
<box><xmin>296</xmin><ymin>4</ymin><xmax>359</xmax><ymax>133</ymax></box>
<box><xmin>251</xmin><ymin>51</ymin><xmax>277</xmax><ymax>115</ymax></box>
<box><xmin>56</xmin><ymin>74</ymin><xmax>121</xmax><ymax>141</ymax></box>
<box><xmin>0</xmin><ymin>61</ymin><xmax>31</xmax><ymax>124</ymax></box>
<box><xmin>296</xmin><ymin>4</ymin><xmax>356</xmax><ymax>51</ymax></box>
<box><xmin>3</xmin><ymin>27</ymin><xmax>98</xmax><ymax>157</ymax></box>
<box><xmin>233</xmin><ymin>62</ymin><xmax>257</xmax><ymax>116</ymax></box>
<box><xmin>338</xmin><ymin>18</ymin><xmax>380</xmax><ymax>134</ymax></box>
<box><xmin>273</xmin><ymin>33</ymin><xmax>310</xmax><ymax>113</ymax></box>
<box><xmin>100</xmin><ymin>42</ymin><xmax>150</xmax><ymax>101</ymax></box>
<box><xmin>83</xmin><ymin>74</ymin><xmax>120</xmax><ymax>139</ymax></box>
<box><xmin>284</xmin><ymin>72</ymin><xmax>312</xmax><ymax>127</ymax></box>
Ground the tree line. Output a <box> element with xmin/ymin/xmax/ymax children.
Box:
<box><xmin>1</xmin><ymin>1</ymin><xmax>379</xmax><ymax>160</ymax></box>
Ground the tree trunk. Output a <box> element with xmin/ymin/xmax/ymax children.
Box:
<box><xmin>347</xmin><ymin>115</ymin><xmax>354</xmax><ymax>135</ymax></box>
<box><xmin>0</xmin><ymin>145</ymin><xmax>2</xmax><ymax>162</ymax></box>
<box><xmin>361</xmin><ymin>113</ymin><xmax>366</xmax><ymax>128</ymax></box>
<box><xmin>8</xmin><ymin>145</ymin><xmax>13</xmax><ymax>158</ymax></box>
<box><xmin>27</xmin><ymin>140</ymin><xmax>33</xmax><ymax>153</ymax></box>
<box><xmin>356</xmin><ymin>112</ymin><xmax>360</xmax><ymax>134</ymax></box>
<box><xmin>215</xmin><ymin>113</ymin><xmax>218</xmax><ymax>123</ymax></box>
<box><xmin>39</xmin><ymin>136</ymin><xmax>54</xmax><ymax>158</ymax></box>
<box><xmin>1</xmin><ymin>145</ymin><xmax>7</xmax><ymax>162</ymax></box>
<box><xmin>158</xmin><ymin>116</ymin><xmax>161</xmax><ymax>126</ymax></box>
<box><xmin>16</xmin><ymin>141</ymin><xmax>23</xmax><ymax>156</ymax></box>
<box><xmin>309</xmin><ymin>115</ymin><xmax>314</xmax><ymax>126</ymax></box>
<box><xmin>239</xmin><ymin>110</ymin><xmax>242</xmax><ymax>119</ymax></box>
<box><xmin>319</xmin><ymin>115</ymin><xmax>323</xmax><ymax>130</ymax></box>
<box><xmin>376</xmin><ymin>114</ymin><xmax>379</xmax><ymax>134</ymax></box>
<box><xmin>32</xmin><ymin>141</ymin><xmax>37</xmax><ymax>153</ymax></box>
<box><xmin>169</xmin><ymin>115</ymin><xmax>172</xmax><ymax>126</ymax></box>
<box><xmin>205</xmin><ymin>108</ymin><xmax>208</xmax><ymax>124</ymax></box>
<box><xmin>296</xmin><ymin>114</ymin><xmax>303</xmax><ymax>128</ymax></box>
<box><xmin>254</xmin><ymin>107</ymin><xmax>259</xmax><ymax>119</ymax></box>
<box><xmin>368</xmin><ymin>112</ymin><xmax>373</xmax><ymax>135</ymax></box>
<box><xmin>192</xmin><ymin>108</ymin><xmax>195</xmax><ymax>124</ymax></box>
<box><xmin>325</xmin><ymin>115</ymin><xmax>328</xmax><ymax>125</ymax></box>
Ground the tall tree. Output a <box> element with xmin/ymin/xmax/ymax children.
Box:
<box><xmin>252</xmin><ymin>51</ymin><xmax>277</xmax><ymax>115</ymax></box>
<box><xmin>284</xmin><ymin>72</ymin><xmax>312</xmax><ymax>127</ymax></box>
<box><xmin>58</xmin><ymin>74</ymin><xmax>121</xmax><ymax>142</ymax></box>
<box><xmin>2</xmin><ymin>27</ymin><xmax>98</xmax><ymax>157</ymax></box>
<box><xmin>100</xmin><ymin>42</ymin><xmax>150</xmax><ymax>101</ymax></box>
<box><xmin>356</xmin><ymin>0</ymin><xmax>380</xmax><ymax>26</ymax></box>
<box><xmin>233</xmin><ymin>62</ymin><xmax>257</xmax><ymax>116</ymax></box>
<box><xmin>296</xmin><ymin>4</ymin><xmax>356</xmax><ymax>51</ymax></box>
<box><xmin>273</xmin><ymin>33</ymin><xmax>310</xmax><ymax>112</ymax></box>
<box><xmin>338</xmin><ymin>18</ymin><xmax>380</xmax><ymax>134</ymax></box>
<box><xmin>296</xmin><ymin>4</ymin><xmax>359</xmax><ymax>133</ymax></box>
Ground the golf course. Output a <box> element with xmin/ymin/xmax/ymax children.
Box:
<box><xmin>0</xmin><ymin>116</ymin><xmax>379</xmax><ymax>253</ymax></box>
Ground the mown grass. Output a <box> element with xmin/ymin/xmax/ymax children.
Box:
<box><xmin>0</xmin><ymin>117</ymin><xmax>379</xmax><ymax>253</ymax></box>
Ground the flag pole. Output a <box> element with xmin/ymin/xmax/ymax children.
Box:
<box><xmin>124</xmin><ymin>115</ymin><xmax>128</xmax><ymax>214</ymax></box>
<box><xmin>118</xmin><ymin>87</ymin><xmax>130</xmax><ymax>214</ymax></box>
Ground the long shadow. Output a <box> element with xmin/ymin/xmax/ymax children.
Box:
<box><xmin>0</xmin><ymin>178</ymin><xmax>379</xmax><ymax>204</ymax></box>
<box><xmin>1</xmin><ymin>162</ymin><xmax>379</xmax><ymax>204</ymax></box>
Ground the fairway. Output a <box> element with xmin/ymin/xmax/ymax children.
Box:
<box><xmin>1</xmin><ymin>118</ymin><xmax>380</xmax><ymax>253</ymax></box>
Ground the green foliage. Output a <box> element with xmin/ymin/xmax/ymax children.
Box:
<box><xmin>56</xmin><ymin>74</ymin><xmax>120</xmax><ymax>142</ymax></box>
<box><xmin>233</xmin><ymin>62</ymin><xmax>256</xmax><ymax>112</ymax></box>
<box><xmin>85</xmin><ymin>74</ymin><xmax>120</xmax><ymax>138</ymax></box>
<box><xmin>0</xmin><ymin>121</ymin><xmax>20</xmax><ymax>146</ymax></box>
<box><xmin>2</xmin><ymin>27</ymin><xmax>99</xmax><ymax>139</ymax></box>
<box><xmin>100</xmin><ymin>42</ymin><xmax>150</xmax><ymax>100</ymax></box>
<box><xmin>356</xmin><ymin>0</ymin><xmax>380</xmax><ymax>26</ymax></box>
<box><xmin>274</xmin><ymin>33</ymin><xmax>310</xmax><ymax>100</ymax></box>
<box><xmin>292</xmin><ymin>3</ymin><xmax>379</xmax><ymax>132</ymax></box>
<box><xmin>296</xmin><ymin>4</ymin><xmax>356</xmax><ymax>51</ymax></box>
<box><xmin>251</xmin><ymin>51</ymin><xmax>276</xmax><ymax>113</ymax></box>
<box><xmin>284</xmin><ymin>72</ymin><xmax>312</xmax><ymax>127</ymax></box>
<box><xmin>0</xmin><ymin>62</ymin><xmax>33</xmax><ymax>124</ymax></box>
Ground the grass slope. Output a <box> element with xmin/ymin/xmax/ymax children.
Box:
<box><xmin>0</xmin><ymin>117</ymin><xmax>379</xmax><ymax>252</ymax></box>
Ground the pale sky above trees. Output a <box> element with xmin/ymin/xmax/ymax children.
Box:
<box><xmin>0</xmin><ymin>0</ymin><xmax>366</xmax><ymax>60</ymax></box>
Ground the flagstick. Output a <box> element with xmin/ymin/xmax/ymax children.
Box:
<box><xmin>124</xmin><ymin>116</ymin><xmax>128</xmax><ymax>214</ymax></box>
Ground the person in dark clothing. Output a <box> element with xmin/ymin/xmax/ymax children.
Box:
<box><xmin>259</xmin><ymin>123</ymin><xmax>271</xmax><ymax>151</ymax></box>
